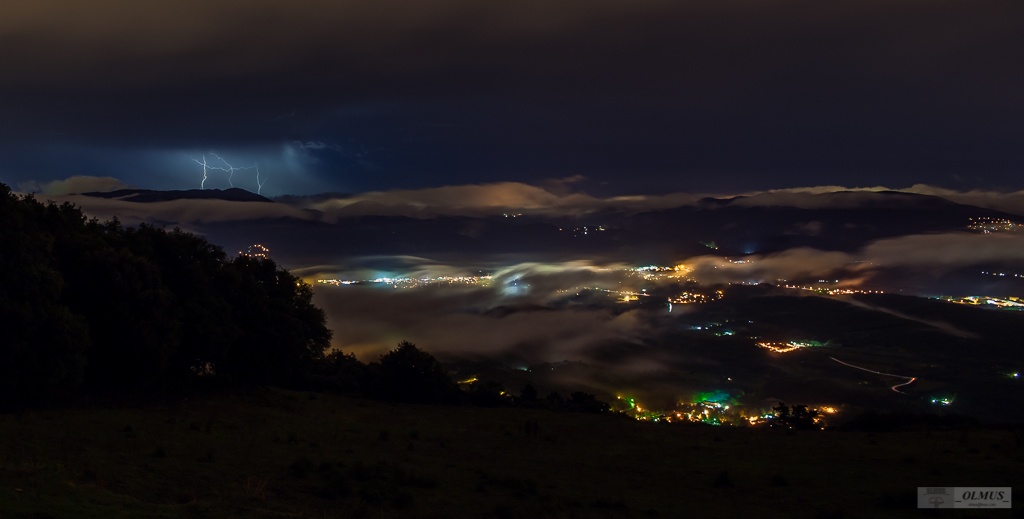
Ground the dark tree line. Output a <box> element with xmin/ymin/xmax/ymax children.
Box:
<box><xmin>312</xmin><ymin>342</ymin><xmax>461</xmax><ymax>404</ymax></box>
<box><xmin>0</xmin><ymin>183</ymin><xmax>332</xmax><ymax>407</ymax></box>
<box><xmin>311</xmin><ymin>341</ymin><xmax>610</xmax><ymax>412</ymax></box>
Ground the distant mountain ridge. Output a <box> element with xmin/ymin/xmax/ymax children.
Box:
<box><xmin>68</xmin><ymin>187</ymin><xmax>1022</xmax><ymax>274</ymax></box>
<box><xmin>82</xmin><ymin>188</ymin><xmax>272</xmax><ymax>203</ymax></box>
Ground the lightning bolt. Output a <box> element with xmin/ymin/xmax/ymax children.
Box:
<box><xmin>192</xmin><ymin>153</ymin><xmax>262</xmax><ymax>191</ymax></box>
<box><xmin>209</xmin><ymin>153</ymin><xmax>255</xmax><ymax>188</ymax></box>
<box><xmin>192</xmin><ymin>155</ymin><xmax>210</xmax><ymax>190</ymax></box>
<box><xmin>255</xmin><ymin>162</ymin><xmax>267</xmax><ymax>195</ymax></box>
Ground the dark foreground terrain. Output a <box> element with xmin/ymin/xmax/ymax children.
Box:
<box><xmin>2</xmin><ymin>390</ymin><xmax>1021</xmax><ymax>519</ymax></box>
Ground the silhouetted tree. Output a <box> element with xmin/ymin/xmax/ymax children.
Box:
<box><xmin>219</xmin><ymin>256</ymin><xmax>332</xmax><ymax>386</ymax></box>
<box><xmin>367</xmin><ymin>342</ymin><xmax>461</xmax><ymax>404</ymax></box>
<box><xmin>121</xmin><ymin>225</ymin><xmax>240</xmax><ymax>387</ymax></box>
<box><xmin>772</xmin><ymin>402</ymin><xmax>791</xmax><ymax>421</ymax></box>
<box><xmin>55</xmin><ymin>219</ymin><xmax>181</xmax><ymax>391</ymax></box>
<box><xmin>770</xmin><ymin>402</ymin><xmax>819</xmax><ymax>429</ymax></box>
<box><xmin>790</xmin><ymin>405</ymin><xmax>819</xmax><ymax>430</ymax></box>
<box><xmin>310</xmin><ymin>350</ymin><xmax>367</xmax><ymax>394</ymax></box>
<box><xmin>0</xmin><ymin>187</ymin><xmax>89</xmax><ymax>406</ymax></box>
<box><xmin>0</xmin><ymin>181</ymin><xmax>335</xmax><ymax>400</ymax></box>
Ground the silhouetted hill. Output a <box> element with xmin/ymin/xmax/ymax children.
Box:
<box><xmin>620</xmin><ymin>191</ymin><xmax>1013</xmax><ymax>256</ymax></box>
<box><xmin>82</xmin><ymin>187</ymin><xmax>272</xmax><ymax>203</ymax></box>
<box><xmin>60</xmin><ymin>188</ymin><xmax>1023</xmax><ymax>268</ymax></box>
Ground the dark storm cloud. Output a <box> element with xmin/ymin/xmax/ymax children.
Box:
<box><xmin>1</xmin><ymin>0</ymin><xmax>1022</xmax><ymax>193</ymax></box>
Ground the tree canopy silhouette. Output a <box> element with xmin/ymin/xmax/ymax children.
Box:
<box><xmin>366</xmin><ymin>341</ymin><xmax>462</xmax><ymax>404</ymax></box>
<box><xmin>0</xmin><ymin>186</ymin><xmax>90</xmax><ymax>402</ymax></box>
<box><xmin>0</xmin><ymin>182</ymin><xmax>332</xmax><ymax>406</ymax></box>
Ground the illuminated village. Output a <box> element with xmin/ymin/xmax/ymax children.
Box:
<box><xmin>610</xmin><ymin>392</ymin><xmax>838</xmax><ymax>429</ymax></box>
<box><xmin>240</xmin><ymin>243</ymin><xmax>271</xmax><ymax>259</ymax></box>
<box><xmin>318</xmin><ymin>275</ymin><xmax>493</xmax><ymax>289</ymax></box>
<box><xmin>968</xmin><ymin>216</ymin><xmax>1019</xmax><ymax>233</ymax></box>
<box><xmin>935</xmin><ymin>295</ymin><xmax>1024</xmax><ymax>310</ymax></box>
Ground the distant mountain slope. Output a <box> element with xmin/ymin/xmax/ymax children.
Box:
<box><xmin>188</xmin><ymin>191</ymin><xmax>1023</xmax><ymax>269</ymax></box>
<box><xmin>82</xmin><ymin>188</ymin><xmax>272</xmax><ymax>203</ymax></box>
<box><xmin>620</xmin><ymin>191</ymin><xmax>1018</xmax><ymax>255</ymax></box>
<box><xmin>66</xmin><ymin>188</ymin><xmax>1023</xmax><ymax>276</ymax></box>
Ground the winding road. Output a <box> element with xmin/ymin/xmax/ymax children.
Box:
<box><xmin>829</xmin><ymin>357</ymin><xmax>917</xmax><ymax>394</ymax></box>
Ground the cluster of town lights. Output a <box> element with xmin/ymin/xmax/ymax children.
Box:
<box><xmin>615</xmin><ymin>395</ymin><xmax>836</xmax><ymax>428</ymax></box>
<box><xmin>318</xmin><ymin>275</ymin><xmax>492</xmax><ymax>288</ymax></box>
<box><xmin>937</xmin><ymin>295</ymin><xmax>1024</xmax><ymax>309</ymax></box>
<box><xmin>758</xmin><ymin>341</ymin><xmax>812</xmax><ymax>353</ymax></box>
<box><xmin>968</xmin><ymin>216</ymin><xmax>1018</xmax><ymax>233</ymax></box>
<box><xmin>668</xmin><ymin>290</ymin><xmax>723</xmax><ymax>304</ymax></box>
<box><xmin>782</xmin><ymin>284</ymin><xmax>884</xmax><ymax>296</ymax></box>
<box><xmin>240</xmin><ymin>244</ymin><xmax>270</xmax><ymax>259</ymax></box>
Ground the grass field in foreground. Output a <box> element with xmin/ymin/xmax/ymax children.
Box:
<box><xmin>1</xmin><ymin>389</ymin><xmax>1021</xmax><ymax>519</ymax></box>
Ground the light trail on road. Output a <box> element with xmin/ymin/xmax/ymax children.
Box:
<box><xmin>830</xmin><ymin>357</ymin><xmax>916</xmax><ymax>394</ymax></box>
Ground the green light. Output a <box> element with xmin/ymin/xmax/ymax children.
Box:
<box><xmin>692</xmin><ymin>390</ymin><xmax>732</xmax><ymax>405</ymax></box>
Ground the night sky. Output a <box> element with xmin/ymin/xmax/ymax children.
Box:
<box><xmin>1</xmin><ymin>0</ymin><xmax>1022</xmax><ymax>196</ymax></box>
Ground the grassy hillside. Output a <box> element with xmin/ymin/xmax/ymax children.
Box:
<box><xmin>1</xmin><ymin>390</ymin><xmax>1021</xmax><ymax>518</ymax></box>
